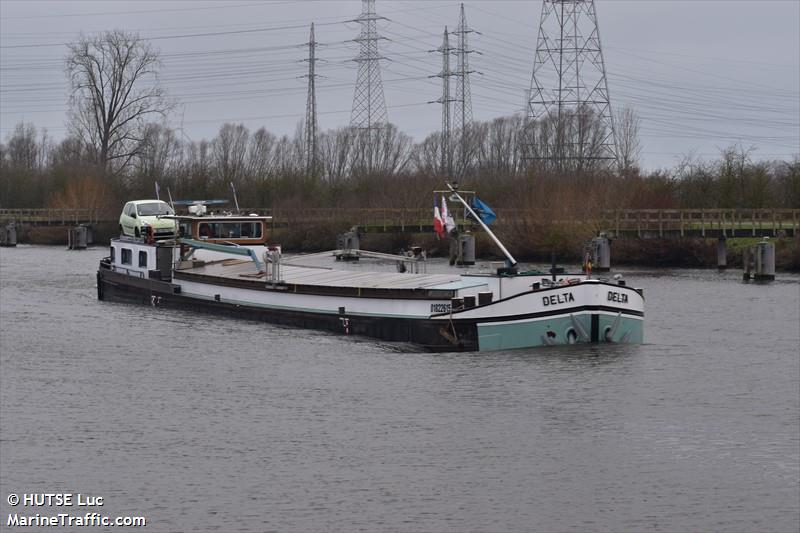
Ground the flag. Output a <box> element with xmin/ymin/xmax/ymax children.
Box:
<box><xmin>470</xmin><ymin>196</ymin><xmax>497</xmax><ymax>225</ymax></box>
<box><xmin>442</xmin><ymin>195</ymin><xmax>456</xmax><ymax>233</ymax></box>
<box><xmin>433</xmin><ymin>202</ymin><xmax>446</xmax><ymax>239</ymax></box>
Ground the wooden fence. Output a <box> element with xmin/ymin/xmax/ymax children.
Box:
<box><xmin>1</xmin><ymin>207</ymin><xmax>798</xmax><ymax>237</ymax></box>
<box><xmin>602</xmin><ymin>209</ymin><xmax>799</xmax><ymax>238</ymax></box>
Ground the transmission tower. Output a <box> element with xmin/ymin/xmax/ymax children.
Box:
<box><xmin>526</xmin><ymin>0</ymin><xmax>617</xmax><ymax>168</ymax></box>
<box><xmin>452</xmin><ymin>3</ymin><xmax>476</xmax><ymax>177</ymax></box>
<box><xmin>431</xmin><ymin>27</ymin><xmax>457</xmax><ymax>177</ymax></box>
<box><xmin>302</xmin><ymin>23</ymin><xmax>320</xmax><ymax>176</ymax></box>
<box><xmin>350</xmin><ymin>0</ymin><xmax>388</xmax><ymax>131</ymax></box>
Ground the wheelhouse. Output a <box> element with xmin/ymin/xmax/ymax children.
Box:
<box><xmin>106</xmin><ymin>238</ymin><xmax>175</xmax><ymax>281</ymax></box>
<box><xmin>174</xmin><ymin>215</ymin><xmax>271</xmax><ymax>245</ymax></box>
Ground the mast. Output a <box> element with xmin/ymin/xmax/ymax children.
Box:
<box><xmin>445</xmin><ymin>183</ymin><xmax>517</xmax><ymax>267</ymax></box>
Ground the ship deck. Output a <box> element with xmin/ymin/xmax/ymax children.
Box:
<box><xmin>175</xmin><ymin>258</ymin><xmax>488</xmax><ymax>292</ymax></box>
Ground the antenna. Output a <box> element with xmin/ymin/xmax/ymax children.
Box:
<box><xmin>452</xmin><ymin>3</ymin><xmax>477</xmax><ymax>178</ymax></box>
<box><xmin>350</xmin><ymin>0</ymin><xmax>389</xmax><ymax>132</ymax></box>
<box><xmin>302</xmin><ymin>23</ymin><xmax>320</xmax><ymax>177</ymax></box>
<box><xmin>430</xmin><ymin>27</ymin><xmax>457</xmax><ymax>178</ymax></box>
<box><xmin>525</xmin><ymin>0</ymin><xmax>618</xmax><ymax>171</ymax></box>
<box><xmin>230</xmin><ymin>182</ymin><xmax>240</xmax><ymax>213</ymax></box>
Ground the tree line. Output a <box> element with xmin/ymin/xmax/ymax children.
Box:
<box><xmin>1</xmin><ymin>30</ymin><xmax>798</xmax><ymax>215</ymax></box>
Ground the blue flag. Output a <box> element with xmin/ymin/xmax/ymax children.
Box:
<box><xmin>470</xmin><ymin>197</ymin><xmax>497</xmax><ymax>225</ymax></box>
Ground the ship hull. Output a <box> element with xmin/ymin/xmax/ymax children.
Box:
<box><xmin>97</xmin><ymin>266</ymin><xmax>643</xmax><ymax>352</ymax></box>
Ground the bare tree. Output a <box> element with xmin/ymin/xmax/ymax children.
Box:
<box><xmin>616</xmin><ymin>106</ymin><xmax>642</xmax><ymax>175</ymax></box>
<box><xmin>523</xmin><ymin>107</ymin><xmax>615</xmax><ymax>175</ymax></box>
<box><xmin>247</xmin><ymin>127</ymin><xmax>277</xmax><ymax>181</ymax></box>
<box><xmin>5</xmin><ymin>122</ymin><xmax>39</xmax><ymax>172</ymax></box>
<box><xmin>212</xmin><ymin>123</ymin><xmax>250</xmax><ymax>184</ymax></box>
<box><xmin>350</xmin><ymin>125</ymin><xmax>412</xmax><ymax>179</ymax></box>
<box><xmin>318</xmin><ymin>127</ymin><xmax>355</xmax><ymax>185</ymax></box>
<box><xmin>133</xmin><ymin>123</ymin><xmax>182</xmax><ymax>184</ymax></box>
<box><xmin>65</xmin><ymin>30</ymin><xmax>172</xmax><ymax>176</ymax></box>
<box><xmin>410</xmin><ymin>132</ymin><xmax>443</xmax><ymax>176</ymax></box>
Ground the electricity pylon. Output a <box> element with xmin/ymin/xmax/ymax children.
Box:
<box><xmin>350</xmin><ymin>0</ymin><xmax>388</xmax><ymax>131</ymax></box>
<box><xmin>526</xmin><ymin>0</ymin><xmax>618</xmax><ymax>170</ymax></box>
<box><xmin>431</xmin><ymin>27</ymin><xmax>457</xmax><ymax>177</ymax></box>
<box><xmin>302</xmin><ymin>23</ymin><xmax>320</xmax><ymax>176</ymax></box>
<box><xmin>452</xmin><ymin>3</ymin><xmax>476</xmax><ymax>178</ymax></box>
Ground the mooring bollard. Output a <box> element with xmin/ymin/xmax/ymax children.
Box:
<box><xmin>448</xmin><ymin>232</ymin><xmax>475</xmax><ymax>266</ymax></box>
<box><xmin>67</xmin><ymin>226</ymin><xmax>88</xmax><ymax>250</ymax></box>
<box><xmin>0</xmin><ymin>221</ymin><xmax>17</xmax><ymax>247</ymax></box>
<box><xmin>457</xmin><ymin>233</ymin><xmax>476</xmax><ymax>266</ymax></box>
<box><xmin>717</xmin><ymin>236</ymin><xmax>727</xmax><ymax>269</ymax></box>
<box><xmin>591</xmin><ymin>234</ymin><xmax>611</xmax><ymax>272</ymax></box>
<box><xmin>743</xmin><ymin>238</ymin><xmax>775</xmax><ymax>281</ymax></box>
<box><xmin>335</xmin><ymin>226</ymin><xmax>360</xmax><ymax>261</ymax></box>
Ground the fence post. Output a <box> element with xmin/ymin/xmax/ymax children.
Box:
<box><xmin>701</xmin><ymin>209</ymin><xmax>705</xmax><ymax>237</ymax></box>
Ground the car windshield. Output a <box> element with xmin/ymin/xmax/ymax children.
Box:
<box><xmin>136</xmin><ymin>202</ymin><xmax>173</xmax><ymax>216</ymax></box>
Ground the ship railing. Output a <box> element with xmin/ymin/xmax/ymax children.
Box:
<box><xmin>111</xmin><ymin>265</ymin><xmax>145</xmax><ymax>278</ymax></box>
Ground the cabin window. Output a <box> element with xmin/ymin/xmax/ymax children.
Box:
<box><xmin>198</xmin><ymin>222</ymin><xmax>214</xmax><ymax>238</ymax></box>
<box><xmin>110</xmin><ymin>246</ymin><xmax>115</xmax><ymax>262</ymax></box>
<box><xmin>197</xmin><ymin>221</ymin><xmax>262</xmax><ymax>240</ymax></box>
<box><xmin>220</xmin><ymin>223</ymin><xmax>240</xmax><ymax>238</ymax></box>
<box><xmin>138</xmin><ymin>250</ymin><xmax>148</xmax><ymax>268</ymax></box>
<box><xmin>244</xmin><ymin>222</ymin><xmax>262</xmax><ymax>238</ymax></box>
<box><xmin>121</xmin><ymin>248</ymin><xmax>132</xmax><ymax>265</ymax></box>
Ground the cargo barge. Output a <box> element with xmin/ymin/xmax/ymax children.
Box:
<box><xmin>97</xmin><ymin>187</ymin><xmax>644</xmax><ymax>351</ymax></box>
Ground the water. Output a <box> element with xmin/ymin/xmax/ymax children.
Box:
<box><xmin>1</xmin><ymin>246</ymin><xmax>798</xmax><ymax>533</ymax></box>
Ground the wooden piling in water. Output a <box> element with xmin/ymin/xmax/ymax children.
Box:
<box><xmin>717</xmin><ymin>236</ymin><xmax>727</xmax><ymax>269</ymax></box>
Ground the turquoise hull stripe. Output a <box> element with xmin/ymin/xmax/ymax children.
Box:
<box><xmin>478</xmin><ymin>313</ymin><xmax>644</xmax><ymax>351</ymax></box>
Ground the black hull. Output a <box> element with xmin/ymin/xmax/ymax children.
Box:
<box><xmin>98</xmin><ymin>268</ymin><xmax>478</xmax><ymax>352</ymax></box>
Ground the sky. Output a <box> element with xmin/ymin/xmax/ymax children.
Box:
<box><xmin>1</xmin><ymin>0</ymin><xmax>798</xmax><ymax>171</ymax></box>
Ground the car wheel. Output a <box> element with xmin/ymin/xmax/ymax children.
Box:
<box><xmin>134</xmin><ymin>227</ymin><xmax>140</xmax><ymax>238</ymax></box>
<box><xmin>119</xmin><ymin>224</ymin><xmax>123</xmax><ymax>236</ymax></box>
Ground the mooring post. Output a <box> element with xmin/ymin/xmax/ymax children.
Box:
<box><xmin>717</xmin><ymin>236</ymin><xmax>727</xmax><ymax>269</ymax></box>
<box><xmin>67</xmin><ymin>225</ymin><xmax>87</xmax><ymax>250</ymax></box>
<box><xmin>456</xmin><ymin>233</ymin><xmax>475</xmax><ymax>266</ymax></box>
<box><xmin>742</xmin><ymin>246</ymin><xmax>752</xmax><ymax>281</ymax></box>
<box><xmin>0</xmin><ymin>221</ymin><xmax>17</xmax><ymax>247</ymax></box>
<box><xmin>754</xmin><ymin>238</ymin><xmax>776</xmax><ymax>281</ymax></box>
<box><xmin>591</xmin><ymin>234</ymin><xmax>611</xmax><ymax>272</ymax></box>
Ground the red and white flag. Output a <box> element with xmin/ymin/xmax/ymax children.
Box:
<box><xmin>441</xmin><ymin>195</ymin><xmax>456</xmax><ymax>233</ymax></box>
<box><xmin>433</xmin><ymin>202</ymin><xmax>446</xmax><ymax>239</ymax></box>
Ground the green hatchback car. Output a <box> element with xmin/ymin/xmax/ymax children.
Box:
<box><xmin>119</xmin><ymin>200</ymin><xmax>177</xmax><ymax>239</ymax></box>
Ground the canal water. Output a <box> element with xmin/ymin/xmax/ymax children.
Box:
<box><xmin>1</xmin><ymin>245</ymin><xmax>798</xmax><ymax>532</ymax></box>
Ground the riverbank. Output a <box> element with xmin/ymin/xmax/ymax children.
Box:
<box><xmin>10</xmin><ymin>222</ymin><xmax>800</xmax><ymax>272</ymax></box>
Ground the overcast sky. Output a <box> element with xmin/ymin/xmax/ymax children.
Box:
<box><xmin>1</xmin><ymin>0</ymin><xmax>798</xmax><ymax>170</ymax></box>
